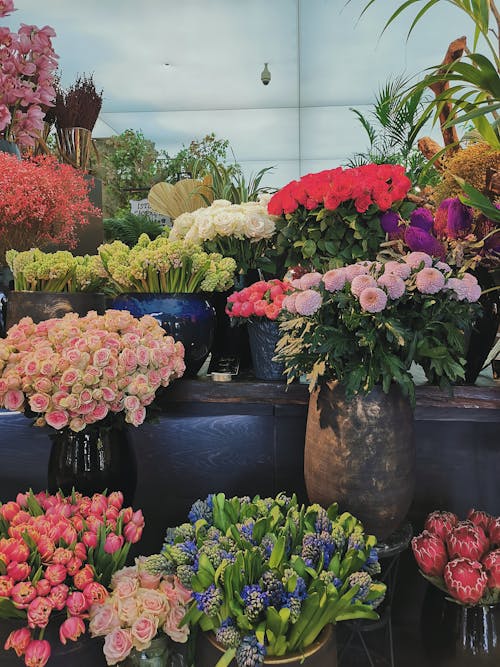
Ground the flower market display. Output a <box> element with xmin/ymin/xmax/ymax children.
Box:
<box><xmin>170</xmin><ymin>198</ymin><xmax>277</xmax><ymax>274</ymax></box>
<box><xmin>268</xmin><ymin>164</ymin><xmax>412</xmax><ymax>271</ymax></box>
<box><xmin>98</xmin><ymin>234</ymin><xmax>236</xmax><ymax>294</ymax></box>
<box><xmin>146</xmin><ymin>493</ymin><xmax>386</xmax><ymax>667</ymax></box>
<box><xmin>88</xmin><ymin>558</ymin><xmax>192</xmax><ymax>665</ymax></box>
<box><xmin>0</xmin><ymin>153</ymin><xmax>99</xmax><ymax>263</ymax></box>
<box><xmin>412</xmin><ymin>509</ymin><xmax>500</xmax><ymax>605</ymax></box>
<box><xmin>0</xmin><ymin>1</ymin><xmax>58</xmax><ymax>148</ymax></box>
<box><xmin>275</xmin><ymin>253</ymin><xmax>482</xmax><ymax>402</ymax></box>
<box><xmin>225</xmin><ymin>279</ymin><xmax>291</xmax><ymax>322</ymax></box>
<box><xmin>0</xmin><ymin>489</ymin><xmax>145</xmax><ymax>665</ymax></box>
<box><xmin>0</xmin><ymin>309</ymin><xmax>185</xmax><ymax>430</ymax></box>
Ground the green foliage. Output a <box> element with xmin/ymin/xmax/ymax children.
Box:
<box><xmin>103</xmin><ymin>212</ymin><xmax>165</xmax><ymax>247</ymax></box>
<box><xmin>200</xmin><ymin>157</ymin><xmax>274</xmax><ymax>204</ymax></box>
<box><xmin>162</xmin><ymin>133</ymin><xmax>231</xmax><ymax>183</ymax></box>
<box><xmin>348</xmin><ymin>75</ymin><xmax>440</xmax><ymax>187</ymax></box>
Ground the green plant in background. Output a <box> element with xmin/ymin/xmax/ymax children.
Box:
<box><xmin>103</xmin><ymin>212</ymin><xmax>165</xmax><ymax>247</ymax></box>
<box><xmin>355</xmin><ymin>0</ymin><xmax>500</xmax><ymax>148</ymax></box>
<box><xmin>163</xmin><ymin>132</ymin><xmax>232</xmax><ymax>183</ymax></box>
<box><xmin>348</xmin><ymin>75</ymin><xmax>440</xmax><ymax>188</ymax></box>
<box><xmin>199</xmin><ymin>157</ymin><xmax>274</xmax><ymax>204</ymax></box>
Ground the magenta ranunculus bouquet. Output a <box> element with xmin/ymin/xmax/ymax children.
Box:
<box><xmin>412</xmin><ymin>509</ymin><xmax>500</xmax><ymax>606</ymax></box>
<box><xmin>267</xmin><ymin>164</ymin><xmax>412</xmax><ymax>271</ymax></box>
<box><xmin>274</xmin><ymin>252</ymin><xmax>482</xmax><ymax>402</ymax></box>
<box><xmin>0</xmin><ymin>489</ymin><xmax>145</xmax><ymax>666</ymax></box>
<box><xmin>88</xmin><ymin>559</ymin><xmax>193</xmax><ymax>665</ymax></box>
<box><xmin>0</xmin><ymin>309</ymin><xmax>185</xmax><ymax>431</ymax></box>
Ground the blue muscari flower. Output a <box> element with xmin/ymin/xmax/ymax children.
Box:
<box><xmin>366</xmin><ymin>548</ymin><xmax>378</xmax><ymax>565</ymax></box>
<box><xmin>293</xmin><ymin>576</ymin><xmax>307</xmax><ymax>601</ymax></box>
<box><xmin>193</xmin><ymin>584</ymin><xmax>223</xmax><ymax>615</ymax></box>
<box><xmin>236</xmin><ymin>634</ymin><xmax>266</xmax><ymax>667</ymax></box>
<box><xmin>188</xmin><ymin>495</ymin><xmax>214</xmax><ymax>525</ymax></box>
<box><xmin>334</xmin><ymin>577</ymin><xmax>343</xmax><ymax>589</ymax></box>
<box><xmin>239</xmin><ymin>520</ymin><xmax>255</xmax><ymax>543</ymax></box>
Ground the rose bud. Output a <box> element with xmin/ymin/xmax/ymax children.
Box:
<box><xmin>27</xmin><ymin>597</ymin><xmax>53</xmax><ymax>629</ymax></box>
<box><xmin>45</xmin><ymin>563</ymin><xmax>67</xmax><ymax>586</ymax></box>
<box><xmin>24</xmin><ymin>639</ymin><xmax>51</xmax><ymax>667</ymax></box>
<box><xmin>59</xmin><ymin>616</ymin><xmax>85</xmax><ymax>645</ymax></box>
<box><xmin>482</xmin><ymin>549</ymin><xmax>500</xmax><ymax>590</ymax></box>
<box><xmin>423</xmin><ymin>510</ymin><xmax>458</xmax><ymax>538</ymax></box>
<box><xmin>4</xmin><ymin>627</ymin><xmax>31</xmax><ymax>657</ymax></box>
<box><xmin>73</xmin><ymin>564</ymin><xmax>95</xmax><ymax>590</ymax></box>
<box><xmin>66</xmin><ymin>591</ymin><xmax>88</xmax><ymax>616</ymax></box>
<box><xmin>447</xmin><ymin>523</ymin><xmax>489</xmax><ymax>561</ymax></box>
<box><xmin>488</xmin><ymin>517</ymin><xmax>500</xmax><ymax>547</ymax></box>
<box><xmin>444</xmin><ymin>558</ymin><xmax>488</xmax><ymax>604</ymax></box>
<box><xmin>467</xmin><ymin>509</ymin><xmax>493</xmax><ymax>534</ymax></box>
<box><xmin>412</xmin><ymin>531</ymin><xmax>448</xmax><ymax>577</ymax></box>
<box><xmin>104</xmin><ymin>533</ymin><xmax>124</xmax><ymax>555</ymax></box>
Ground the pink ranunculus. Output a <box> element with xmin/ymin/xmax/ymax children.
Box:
<box><xmin>444</xmin><ymin>558</ymin><xmax>488</xmax><ymax>604</ymax></box>
<box><xmin>411</xmin><ymin>530</ymin><xmax>448</xmax><ymax>577</ymax></box>
<box><xmin>447</xmin><ymin>523</ymin><xmax>489</xmax><ymax>561</ymax></box>
<box><xmin>27</xmin><ymin>596</ymin><xmax>53</xmax><ymax>629</ymax></box>
<box><xmin>163</xmin><ymin>604</ymin><xmax>190</xmax><ymax>643</ymax></box>
<box><xmin>66</xmin><ymin>591</ymin><xmax>88</xmax><ymax>616</ymax></box>
<box><xmin>104</xmin><ymin>533</ymin><xmax>124</xmax><ymax>555</ymax></box>
<box><xmin>131</xmin><ymin>615</ymin><xmax>159</xmax><ymax>650</ymax></box>
<box><xmin>89</xmin><ymin>601</ymin><xmax>120</xmax><ymax>637</ymax></box>
<box><xmin>103</xmin><ymin>628</ymin><xmax>133</xmax><ymax>666</ymax></box>
<box><xmin>24</xmin><ymin>639</ymin><xmax>51</xmax><ymax>667</ymax></box>
<box><xmin>482</xmin><ymin>549</ymin><xmax>500</xmax><ymax>590</ymax></box>
<box><xmin>4</xmin><ymin>626</ymin><xmax>31</xmax><ymax>657</ymax></box>
<box><xmin>424</xmin><ymin>510</ymin><xmax>459</xmax><ymax>542</ymax></box>
<box><xmin>59</xmin><ymin>615</ymin><xmax>85</xmax><ymax>644</ymax></box>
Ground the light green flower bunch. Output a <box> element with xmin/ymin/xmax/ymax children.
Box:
<box><xmin>98</xmin><ymin>234</ymin><xmax>236</xmax><ymax>293</ymax></box>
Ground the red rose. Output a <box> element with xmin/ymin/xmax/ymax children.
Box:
<box><xmin>467</xmin><ymin>509</ymin><xmax>493</xmax><ymax>534</ymax></box>
<box><xmin>482</xmin><ymin>549</ymin><xmax>500</xmax><ymax>589</ymax></box>
<box><xmin>444</xmin><ymin>558</ymin><xmax>488</xmax><ymax>604</ymax></box>
<box><xmin>411</xmin><ymin>531</ymin><xmax>448</xmax><ymax>577</ymax></box>
<box><xmin>447</xmin><ymin>523</ymin><xmax>489</xmax><ymax>561</ymax></box>
<box><xmin>424</xmin><ymin>510</ymin><xmax>458</xmax><ymax>541</ymax></box>
<box><xmin>488</xmin><ymin>517</ymin><xmax>500</xmax><ymax>547</ymax></box>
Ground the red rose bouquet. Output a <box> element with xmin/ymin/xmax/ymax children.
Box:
<box><xmin>0</xmin><ymin>489</ymin><xmax>145</xmax><ymax>666</ymax></box>
<box><xmin>412</xmin><ymin>509</ymin><xmax>500</xmax><ymax>606</ymax></box>
<box><xmin>225</xmin><ymin>279</ymin><xmax>291</xmax><ymax>321</ymax></box>
<box><xmin>267</xmin><ymin>164</ymin><xmax>411</xmax><ymax>271</ymax></box>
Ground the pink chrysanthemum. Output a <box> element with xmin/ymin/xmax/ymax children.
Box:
<box><xmin>377</xmin><ymin>273</ymin><xmax>405</xmax><ymax>299</ymax></box>
<box><xmin>445</xmin><ymin>278</ymin><xmax>468</xmax><ymax>301</ymax></box>
<box><xmin>358</xmin><ymin>287</ymin><xmax>388</xmax><ymax>313</ymax></box>
<box><xmin>435</xmin><ymin>261</ymin><xmax>451</xmax><ymax>273</ymax></box>
<box><xmin>383</xmin><ymin>260</ymin><xmax>411</xmax><ymax>280</ymax></box>
<box><xmin>299</xmin><ymin>272</ymin><xmax>322</xmax><ymax>289</ymax></box>
<box><xmin>295</xmin><ymin>290</ymin><xmax>323</xmax><ymax>316</ymax></box>
<box><xmin>290</xmin><ymin>279</ymin><xmax>303</xmax><ymax>290</ymax></box>
<box><xmin>465</xmin><ymin>283</ymin><xmax>481</xmax><ymax>303</ymax></box>
<box><xmin>404</xmin><ymin>252</ymin><xmax>433</xmax><ymax>269</ymax></box>
<box><xmin>350</xmin><ymin>274</ymin><xmax>377</xmax><ymax>297</ymax></box>
<box><xmin>322</xmin><ymin>268</ymin><xmax>346</xmax><ymax>292</ymax></box>
<box><xmin>461</xmin><ymin>272</ymin><xmax>479</xmax><ymax>286</ymax></box>
<box><xmin>415</xmin><ymin>268</ymin><xmax>446</xmax><ymax>294</ymax></box>
<box><xmin>344</xmin><ymin>263</ymin><xmax>370</xmax><ymax>282</ymax></box>
<box><xmin>282</xmin><ymin>293</ymin><xmax>298</xmax><ymax>313</ymax></box>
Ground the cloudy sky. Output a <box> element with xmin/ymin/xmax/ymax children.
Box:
<box><xmin>6</xmin><ymin>0</ymin><xmax>469</xmax><ymax>186</ymax></box>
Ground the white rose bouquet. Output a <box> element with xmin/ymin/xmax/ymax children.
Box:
<box><xmin>170</xmin><ymin>197</ymin><xmax>277</xmax><ymax>273</ymax></box>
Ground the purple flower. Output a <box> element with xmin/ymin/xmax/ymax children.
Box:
<box><xmin>380</xmin><ymin>210</ymin><xmax>400</xmax><ymax>233</ymax></box>
<box><xmin>405</xmin><ymin>227</ymin><xmax>446</xmax><ymax>259</ymax></box>
<box><xmin>447</xmin><ymin>199</ymin><xmax>473</xmax><ymax>239</ymax></box>
<box><xmin>410</xmin><ymin>207</ymin><xmax>434</xmax><ymax>232</ymax></box>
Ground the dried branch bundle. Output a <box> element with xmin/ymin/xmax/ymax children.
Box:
<box><xmin>54</xmin><ymin>73</ymin><xmax>103</xmax><ymax>131</ymax></box>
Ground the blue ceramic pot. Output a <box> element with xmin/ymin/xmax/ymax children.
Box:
<box><xmin>110</xmin><ymin>293</ymin><xmax>216</xmax><ymax>376</ymax></box>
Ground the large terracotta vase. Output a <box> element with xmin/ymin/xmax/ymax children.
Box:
<box><xmin>304</xmin><ymin>382</ymin><xmax>415</xmax><ymax>540</ymax></box>
<box><xmin>196</xmin><ymin>625</ymin><xmax>336</xmax><ymax>666</ymax></box>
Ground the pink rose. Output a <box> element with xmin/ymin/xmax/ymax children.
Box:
<box><xmin>103</xmin><ymin>628</ymin><xmax>133</xmax><ymax>666</ymax></box>
<box><xmin>45</xmin><ymin>410</ymin><xmax>69</xmax><ymax>430</ymax></box>
<box><xmin>89</xmin><ymin>602</ymin><xmax>120</xmax><ymax>637</ymax></box>
<box><xmin>126</xmin><ymin>406</ymin><xmax>147</xmax><ymax>427</ymax></box>
<box><xmin>131</xmin><ymin>615</ymin><xmax>158</xmax><ymax>650</ymax></box>
<box><xmin>444</xmin><ymin>557</ymin><xmax>488</xmax><ymax>604</ymax></box>
<box><xmin>4</xmin><ymin>626</ymin><xmax>31</xmax><ymax>657</ymax></box>
<box><xmin>163</xmin><ymin>604</ymin><xmax>190</xmax><ymax>643</ymax></box>
<box><xmin>159</xmin><ymin>576</ymin><xmax>192</xmax><ymax>606</ymax></box>
<box><xmin>117</xmin><ymin>596</ymin><xmax>139</xmax><ymax>625</ymax></box>
<box><xmin>115</xmin><ymin>576</ymin><xmax>139</xmax><ymax>599</ymax></box>
<box><xmin>137</xmin><ymin>589</ymin><xmax>167</xmax><ymax>618</ymax></box>
<box><xmin>411</xmin><ymin>531</ymin><xmax>448</xmax><ymax>577</ymax></box>
<box><xmin>59</xmin><ymin>616</ymin><xmax>85</xmax><ymax>644</ymax></box>
<box><xmin>3</xmin><ymin>389</ymin><xmax>24</xmax><ymax>411</ymax></box>
<box><xmin>27</xmin><ymin>597</ymin><xmax>53</xmax><ymax>629</ymax></box>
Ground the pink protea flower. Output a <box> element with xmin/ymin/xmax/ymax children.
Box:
<box><xmin>488</xmin><ymin>517</ymin><xmax>500</xmax><ymax>547</ymax></box>
<box><xmin>444</xmin><ymin>558</ymin><xmax>488</xmax><ymax>604</ymax></box>
<box><xmin>350</xmin><ymin>274</ymin><xmax>377</xmax><ymax>297</ymax></box>
<box><xmin>322</xmin><ymin>268</ymin><xmax>346</xmax><ymax>292</ymax></box>
<box><xmin>411</xmin><ymin>530</ymin><xmax>448</xmax><ymax>577</ymax></box>
<box><xmin>415</xmin><ymin>268</ymin><xmax>446</xmax><ymax>294</ymax></box>
<box><xmin>404</xmin><ymin>251</ymin><xmax>433</xmax><ymax>269</ymax></box>
<box><xmin>447</xmin><ymin>522</ymin><xmax>489</xmax><ymax>561</ymax></box>
<box><xmin>295</xmin><ymin>290</ymin><xmax>323</xmax><ymax>316</ymax></box>
<box><xmin>467</xmin><ymin>509</ymin><xmax>493</xmax><ymax>534</ymax></box>
<box><xmin>377</xmin><ymin>273</ymin><xmax>405</xmax><ymax>299</ymax></box>
<box><xmin>482</xmin><ymin>549</ymin><xmax>500</xmax><ymax>589</ymax></box>
<box><xmin>424</xmin><ymin>510</ymin><xmax>458</xmax><ymax>541</ymax></box>
<box><xmin>299</xmin><ymin>272</ymin><xmax>322</xmax><ymax>289</ymax></box>
<box><xmin>358</xmin><ymin>287</ymin><xmax>387</xmax><ymax>313</ymax></box>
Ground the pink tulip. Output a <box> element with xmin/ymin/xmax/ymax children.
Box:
<box><xmin>59</xmin><ymin>616</ymin><xmax>85</xmax><ymax>644</ymax></box>
<box><xmin>4</xmin><ymin>627</ymin><xmax>31</xmax><ymax>657</ymax></box>
<box><xmin>104</xmin><ymin>533</ymin><xmax>124</xmax><ymax>555</ymax></box>
<box><xmin>66</xmin><ymin>591</ymin><xmax>88</xmax><ymax>616</ymax></box>
<box><xmin>24</xmin><ymin>639</ymin><xmax>51</xmax><ymax>667</ymax></box>
<box><xmin>73</xmin><ymin>564</ymin><xmax>95</xmax><ymax>590</ymax></box>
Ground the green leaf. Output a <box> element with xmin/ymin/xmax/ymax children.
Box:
<box><xmin>0</xmin><ymin>597</ymin><xmax>25</xmax><ymax>620</ymax></box>
<box><xmin>269</xmin><ymin>536</ymin><xmax>286</xmax><ymax>569</ymax></box>
<box><xmin>302</xmin><ymin>239</ymin><xmax>317</xmax><ymax>258</ymax></box>
<box><xmin>215</xmin><ymin>648</ymin><xmax>237</xmax><ymax>667</ymax></box>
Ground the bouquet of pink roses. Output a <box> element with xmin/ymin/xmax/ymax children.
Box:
<box><xmin>0</xmin><ymin>489</ymin><xmax>145</xmax><ymax>666</ymax></box>
<box><xmin>0</xmin><ymin>310</ymin><xmax>185</xmax><ymax>431</ymax></box>
<box><xmin>88</xmin><ymin>559</ymin><xmax>192</xmax><ymax>665</ymax></box>
<box><xmin>412</xmin><ymin>509</ymin><xmax>500</xmax><ymax>605</ymax></box>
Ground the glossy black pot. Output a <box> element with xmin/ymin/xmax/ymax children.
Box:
<box><xmin>48</xmin><ymin>424</ymin><xmax>137</xmax><ymax>506</ymax></box>
<box><xmin>247</xmin><ymin>319</ymin><xmax>285</xmax><ymax>380</ymax></box>
<box><xmin>464</xmin><ymin>267</ymin><xmax>499</xmax><ymax>384</ymax></box>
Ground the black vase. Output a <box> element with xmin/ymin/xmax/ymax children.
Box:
<box><xmin>464</xmin><ymin>267</ymin><xmax>500</xmax><ymax>384</ymax></box>
<box><xmin>247</xmin><ymin>319</ymin><xmax>285</xmax><ymax>380</ymax></box>
<box><xmin>48</xmin><ymin>424</ymin><xmax>137</xmax><ymax>505</ymax></box>
<box><xmin>109</xmin><ymin>293</ymin><xmax>216</xmax><ymax>377</ymax></box>
<box><xmin>421</xmin><ymin>586</ymin><xmax>500</xmax><ymax>666</ymax></box>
